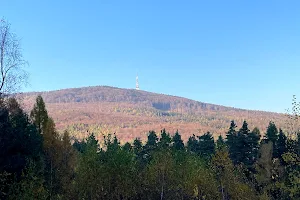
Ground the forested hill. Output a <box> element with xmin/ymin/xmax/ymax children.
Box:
<box><xmin>20</xmin><ymin>85</ymin><xmax>241</xmax><ymax>110</ymax></box>
<box><xmin>17</xmin><ymin>86</ymin><xmax>286</xmax><ymax>142</ymax></box>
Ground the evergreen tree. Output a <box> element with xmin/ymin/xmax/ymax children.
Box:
<box><xmin>265</xmin><ymin>121</ymin><xmax>279</xmax><ymax>144</ymax></box>
<box><xmin>187</xmin><ymin>134</ymin><xmax>198</xmax><ymax>153</ymax></box>
<box><xmin>247</xmin><ymin>127</ymin><xmax>261</xmax><ymax>166</ymax></box>
<box><xmin>76</xmin><ymin>133</ymin><xmax>102</xmax><ymax>199</ymax></box>
<box><xmin>145</xmin><ymin>131</ymin><xmax>158</xmax><ymax>151</ymax></box>
<box><xmin>276</xmin><ymin>129</ymin><xmax>287</xmax><ymax>159</ymax></box>
<box><xmin>198</xmin><ymin>132</ymin><xmax>215</xmax><ymax>159</ymax></box>
<box><xmin>99</xmin><ymin>134</ymin><xmax>137</xmax><ymax>199</ymax></box>
<box><xmin>133</xmin><ymin>138</ymin><xmax>143</xmax><ymax>155</ymax></box>
<box><xmin>123</xmin><ymin>142</ymin><xmax>132</xmax><ymax>151</ymax></box>
<box><xmin>8</xmin><ymin>160</ymin><xmax>47</xmax><ymax>200</ymax></box>
<box><xmin>226</xmin><ymin>120</ymin><xmax>238</xmax><ymax>164</ymax></box>
<box><xmin>0</xmin><ymin>98</ymin><xmax>43</xmax><ymax>175</ymax></box>
<box><xmin>30</xmin><ymin>95</ymin><xmax>48</xmax><ymax>134</ymax></box>
<box><xmin>158</xmin><ymin>129</ymin><xmax>171</xmax><ymax>149</ymax></box>
<box><xmin>216</xmin><ymin>135</ymin><xmax>226</xmax><ymax>150</ymax></box>
<box><xmin>172</xmin><ymin>130</ymin><xmax>184</xmax><ymax>151</ymax></box>
<box><xmin>234</xmin><ymin>121</ymin><xmax>260</xmax><ymax>167</ymax></box>
<box><xmin>0</xmin><ymin>98</ymin><xmax>44</xmax><ymax>199</ymax></box>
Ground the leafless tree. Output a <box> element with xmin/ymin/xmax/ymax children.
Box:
<box><xmin>285</xmin><ymin>95</ymin><xmax>300</xmax><ymax>139</ymax></box>
<box><xmin>0</xmin><ymin>19</ymin><xmax>27</xmax><ymax>97</ymax></box>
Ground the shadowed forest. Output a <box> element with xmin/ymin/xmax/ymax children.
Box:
<box><xmin>1</xmin><ymin>95</ymin><xmax>300</xmax><ymax>200</ymax></box>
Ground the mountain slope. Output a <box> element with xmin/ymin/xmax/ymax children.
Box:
<box><xmin>17</xmin><ymin>86</ymin><xmax>286</xmax><ymax>142</ymax></box>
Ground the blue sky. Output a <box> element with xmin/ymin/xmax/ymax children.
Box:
<box><xmin>2</xmin><ymin>0</ymin><xmax>300</xmax><ymax>113</ymax></box>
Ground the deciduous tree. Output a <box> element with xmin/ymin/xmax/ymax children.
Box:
<box><xmin>0</xmin><ymin>19</ymin><xmax>27</xmax><ymax>96</ymax></box>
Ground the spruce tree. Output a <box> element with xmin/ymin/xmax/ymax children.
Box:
<box><xmin>172</xmin><ymin>130</ymin><xmax>184</xmax><ymax>151</ymax></box>
<box><xmin>226</xmin><ymin>120</ymin><xmax>238</xmax><ymax>164</ymax></box>
<box><xmin>235</xmin><ymin>121</ymin><xmax>260</xmax><ymax>167</ymax></box>
<box><xmin>158</xmin><ymin>129</ymin><xmax>171</xmax><ymax>149</ymax></box>
<box><xmin>187</xmin><ymin>134</ymin><xmax>198</xmax><ymax>153</ymax></box>
<box><xmin>198</xmin><ymin>132</ymin><xmax>215</xmax><ymax>159</ymax></box>
<box><xmin>216</xmin><ymin>135</ymin><xmax>226</xmax><ymax>150</ymax></box>
<box><xmin>235</xmin><ymin>120</ymin><xmax>250</xmax><ymax>165</ymax></box>
<box><xmin>247</xmin><ymin>127</ymin><xmax>261</xmax><ymax>166</ymax></box>
<box><xmin>265</xmin><ymin>121</ymin><xmax>279</xmax><ymax>144</ymax></box>
<box><xmin>276</xmin><ymin>129</ymin><xmax>287</xmax><ymax>159</ymax></box>
<box><xmin>145</xmin><ymin>131</ymin><xmax>158</xmax><ymax>151</ymax></box>
<box><xmin>133</xmin><ymin>138</ymin><xmax>143</xmax><ymax>155</ymax></box>
<box><xmin>30</xmin><ymin>95</ymin><xmax>49</xmax><ymax>134</ymax></box>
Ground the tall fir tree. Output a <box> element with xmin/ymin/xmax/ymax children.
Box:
<box><xmin>265</xmin><ymin>121</ymin><xmax>279</xmax><ymax>144</ymax></box>
<box><xmin>145</xmin><ymin>131</ymin><xmax>158</xmax><ymax>151</ymax></box>
<box><xmin>216</xmin><ymin>135</ymin><xmax>226</xmax><ymax>150</ymax></box>
<box><xmin>233</xmin><ymin>121</ymin><xmax>260</xmax><ymax>167</ymax></box>
<box><xmin>158</xmin><ymin>129</ymin><xmax>171</xmax><ymax>149</ymax></box>
<box><xmin>276</xmin><ymin>129</ymin><xmax>287</xmax><ymax>159</ymax></box>
<box><xmin>198</xmin><ymin>132</ymin><xmax>215</xmax><ymax>159</ymax></box>
<box><xmin>30</xmin><ymin>95</ymin><xmax>49</xmax><ymax>134</ymax></box>
<box><xmin>247</xmin><ymin>127</ymin><xmax>261</xmax><ymax>166</ymax></box>
<box><xmin>172</xmin><ymin>130</ymin><xmax>184</xmax><ymax>151</ymax></box>
<box><xmin>226</xmin><ymin>120</ymin><xmax>238</xmax><ymax>164</ymax></box>
<box><xmin>187</xmin><ymin>134</ymin><xmax>198</xmax><ymax>153</ymax></box>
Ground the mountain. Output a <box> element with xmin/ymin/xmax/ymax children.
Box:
<box><xmin>17</xmin><ymin>86</ymin><xmax>286</xmax><ymax>143</ymax></box>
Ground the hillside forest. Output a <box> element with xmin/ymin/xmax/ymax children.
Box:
<box><xmin>18</xmin><ymin>86</ymin><xmax>286</xmax><ymax>143</ymax></box>
<box><xmin>1</xmin><ymin>95</ymin><xmax>300</xmax><ymax>200</ymax></box>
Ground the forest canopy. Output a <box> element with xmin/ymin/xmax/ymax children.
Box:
<box><xmin>1</xmin><ymin>95</ymin><xmax>300</xmax><ymax>200</ymax></box>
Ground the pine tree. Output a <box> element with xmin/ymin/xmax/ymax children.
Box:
<box><xmin>172</xmin><ymin>130</ymin><xmax>184</xmax><ymax>151</ymax></box>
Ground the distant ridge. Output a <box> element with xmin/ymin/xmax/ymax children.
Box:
<box><xmin>19</xmin><ymin>85</ymin><xmax>271</xmax><ymax>112</ymax></box>
<box><xmin>17</xmin><ymin>85</ymin><xmax>286</xmax><ymax>142</ymax></box>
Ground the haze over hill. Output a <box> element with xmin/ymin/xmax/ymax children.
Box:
<box><xmin>17</xmin><ymin>86</ymin><xmax>286</xmax><ymax>142</ymax></box>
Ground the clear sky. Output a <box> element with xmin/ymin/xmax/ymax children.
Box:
<box><xmin>2</xmin><ymin>0</ymin><xmax>300</xmax><ymax>113</ymax></box>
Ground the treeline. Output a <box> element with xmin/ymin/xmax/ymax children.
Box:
<box><xmin>1</xmin><ymin>96</ymin><xmax>300</xmax><ymax>200</ymax></box>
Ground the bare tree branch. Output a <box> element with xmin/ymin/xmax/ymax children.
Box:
<box><xmin>0</xmin><ymin>19</ymin><xmax>27</xmax><ymax>97</ymax></box>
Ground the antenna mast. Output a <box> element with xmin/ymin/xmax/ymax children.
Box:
<box><xmin>136</xmin><ymin>75</ymin><xmax>140</xmax><ymax>90</ymax></box>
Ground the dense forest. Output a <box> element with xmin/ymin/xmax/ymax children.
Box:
<box><xmin>1</xmin><ymin>95</ymin><xmax>300</xmax><ymax>200</ymax></box>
